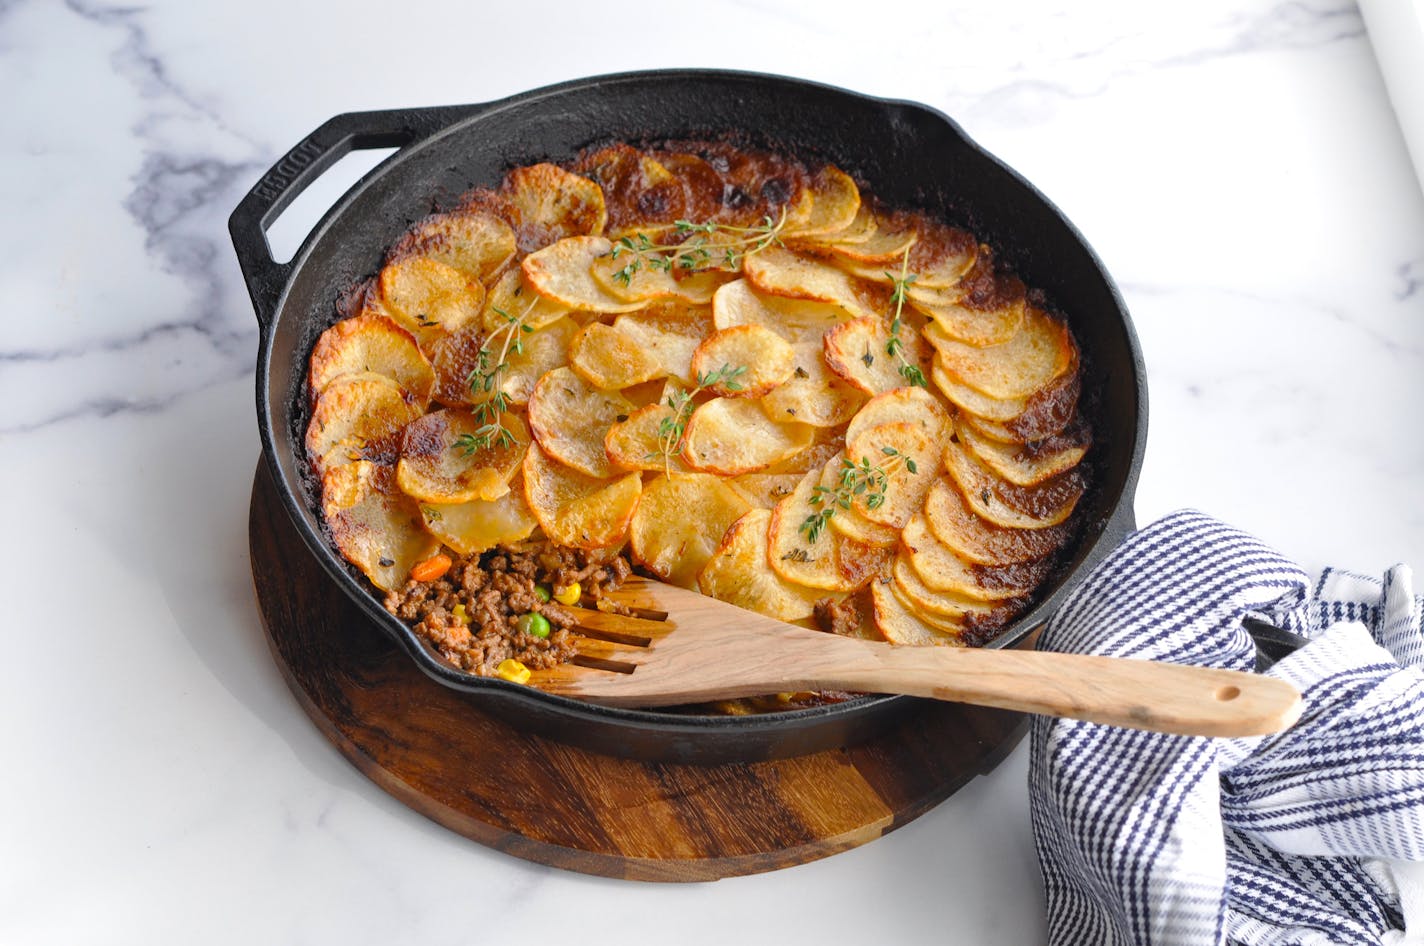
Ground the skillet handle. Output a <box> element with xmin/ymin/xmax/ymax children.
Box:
<box><xmin>227</xmin><ymin>104</ymin><xmax>486</xmax><ymax>326</ymax></box>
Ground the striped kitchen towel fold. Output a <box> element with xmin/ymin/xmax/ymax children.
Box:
<box><xmin>1030</xmin><ymin>510</ymin><xmax>1424</xmax><ymax>945</ymax></box>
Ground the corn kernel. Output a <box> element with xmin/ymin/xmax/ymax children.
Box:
<box><xmin>553</xmin><ymin>582</ymin><xmax>581</xmax><ymax>606</ymax></box>
<box><xmin>451</xmin><ymin>603</ymin><xmax>470</xmax><ymax>625</ymax></box>
<box><xmin>495</xmin><ymin>659</ymin><xmax>531</xmax><ymax>685</ymax></box>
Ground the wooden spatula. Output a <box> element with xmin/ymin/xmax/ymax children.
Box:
<box><xmin>529</xmin><ymin>577</ymin><xmax>1303</xmax><ymax>737</ymax></box>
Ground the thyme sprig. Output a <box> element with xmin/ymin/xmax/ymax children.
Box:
<box><xmin>799</xmin><ymin>447</ymin><xmax>919</xmax><ymax>543</ymax></box>
<box><xmin>608</xmin><ymin>210</ymin><xmax>788</xmax><ymax>285</ymax></box>
<box><xmin>645</xmin><ymin>363</ymin><xmax>748</xmax><ymax>476</ymax></box>
<box><xmin>885</xmin><ymin>246</ymin><xmax>927</xmax><ymax>388</ymax></box>
<box><xmin>454</xmin><ymin>302</ymin><xmax>535</xmax><ymax>455</ymax></box>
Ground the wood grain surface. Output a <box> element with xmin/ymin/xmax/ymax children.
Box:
<box><xmin>248</xmin><ymin>461</ymin><xmax>1027</xmax><ymax>882</ymax></box>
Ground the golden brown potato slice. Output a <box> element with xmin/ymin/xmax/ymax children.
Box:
<box><xmin>419</xmin><ymin>474</ymin><xmax>539</xmax><ymax>556</ymax></box>
<box><xmin>481</xmin><ymin>268</ymin><xmax>573</xmax><ymax>333</ymax></box>
<box><xmin>891</xmin><ymin>553</ymin><xmax>1025</xmax><ymax>620</ymax></box>
<box><xmin>844</xmin><ymin>421</ymin><xmax>940</xmax><ymax>528</ymax></box>
<box><xmin>818</xmin><ymin>452</ymin><xmax>900</xmax><ymax>548</ymax></box>
<box><xmin>689</xmin><ymin>325</ymin><xmax>795</xmax><ymax>397</ymax></box>
<box><xmin>725</xmin><ymin>472</ymin><xmax>804</xmax><ymax>509</ymax></box>
<box><xmin>782</xmin><ymin>165</ymin><xmax>861</xmax><ymax>238</ymax></box>
<box><xmin>802</xmin><ymin>204</ymin><xmax>877</xmax><ymax>246</ymax></box>
<box><xmin>923</xmin><ymin>478</ymin><xmax>1074</xmax><ymax>565</ymax></box>
<box><xmin>377</xmin><ymin>255</ymin><xmax>486</xmax><ymax>346</ymax></box>
<box><xmin>917</xmin><ymin>299</ymin><xmax>1024</xmax><ymax>348</ymax></box>
<box><xmin>520</xmin><ymin>236</ymin><xmax>650</xmax><ymax>313</ymax></box>
<box><xmin>630</xmin><ymin>474</ymin><xmax>751</xmax><ymax>588</ymax></box>
<box><xmin>904</xmin><ymin>226</ymin><xmax>979</xmax><ymax>289</ymax></box>
<box><xmin>306</xmin><ymin>373</ymin><xmax>422</xmax><ymax>469</ymax></box>
<box><xmin>825</xmin><ymin>217</ymin><xmax>919</xmax><ymax>264</ymax></box>
<box><xmin>527</xmin><ymin>366</ymin><xmax>635</xmax><ymax>479</ymax></box>
<box><xmin>712</xmin><ymin>278</ymin><xmax>853</xmax><ymax>343</ymax></box>
<box><xmin>611</xmin><ymin>306</ymin><xmax>715</xmax><ymax>384</ymax></box>
<box><xmin>822</xmin><ymin>317</ymin><xmax>929</xmax><ymax>395</ymax></box>
<box><xmin>604</xmin><ymin>403</ymin><xmax>689</xmax><ymax>474</ymax></box>
<box><xmin>759</xmin><ymin>342</ymin><xmax>866</xmax><ymax>427</ymax></box>
<box><xmin>568</xmin><ymin>322</ymin><xmax>664</xmax><ymax>389</ymax></box>
<box><xmin>869</xmin><ymin>576</ymin><xmax>963</xmax><ymax>646</ymax></box>
<box><xmin>743</xmin><ymin>246</ymin><xmax>884</xmax><ymax>320</ymax></box>
<box><xmin>321</xmin><ymin>461</ymin><xmax>440</xmax><ymax>593</ymax></box>
<box><xmin>900</xmin><ymin>513</ymin><xmax>1048</xmax><ymax>600</ymax></box>
<box><xmin>682</xmin><ymin>397</ymin><xmax>814</xmax><ymax>475</ymax></box>
<box><xmin>697</xmin><ymin>508</ymin><xmax>829</xmax><ymax>622</ymax></box>
<box><xmin>395</xmin><ymin>409</ymin><xmax>528</xmax><ymax>504</ymax></box>
<box><xmin>942</xmin><ymin>438</ymin><xmax>1085</xmax><ymax>529</ymax></box>
<box><xmin>761</xmin><ymin>430</ymin><xmax>845</xmax><ymax>476</ymax></box>
<box><xmin>522</xmin><ymin>443</ymin><xmax>642</xmax><ymax>549</ymax></box>
<box><xmin>843</xmin><ymin>385</ymin><xmax>953</xmax><ymax>446</ymax></box>
<box><xmin>308</xmin><ymin>314</ymin><xmax>434</xmax><ymax>406</ymax></box>
<box><xmin>499</xmin><ymin>318</ymin><xmax>581</xmax><ymax>407</ymax></box>
<box><xmin>957</xmin><ymin>420</ymin><xmax>1090</xmax><ymax>487</ymax></box>
<box><xmin>930</xmin><ymin>355</ymin><xmax>1032</xmax><ymax>422</ymax></box>
<box><xmin>426</xmin><ymin>316</ymin><xmax>579</xmax><ymax>409</ymax></box>
<box><xmin>768</xmin><ymin>468</ymin><xmax>890</xmax><ymax>592</ymax></box>
<box><xmin>933</xmin><ymin>306</ymin><xmax>1075</xmax><ymax>400</ymax></box>
<box><xmin>953</xmin><ymin>367</ymin><xmax>1082</xmax><ymax>445</ymax></box>
<box><xmin>588</xmin><ymin>245</ymin><xmax>728</xmax><ymax>305</ymax></box>
<box><xmin>391</xmin><ymin>211</ymin><xmax>516</xmax><ymax>284</ymax></box>
<box><xmin>501</xmin><ymin>163</ymin><xmax>607</xmax><ymax>250</ymax></box>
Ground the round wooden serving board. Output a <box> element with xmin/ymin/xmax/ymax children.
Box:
<box><xmin>249</xmin><ymin>462</ymin><xmax>1027</xmax><ymax>882</ymax></box>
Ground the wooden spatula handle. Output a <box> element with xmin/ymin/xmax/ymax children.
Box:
<box><xmin>826</xmin><ymin>645</ymin><xmax>1301</xmax><ymax>737</ymax></box>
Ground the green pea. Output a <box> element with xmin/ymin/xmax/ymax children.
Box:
<box><xmin>516</xmin><ymin>612</ymin><xmax>551</xmax><ymax>639</ymax></box>
<box><xmin>533</xmin><ymin>585</ymin><xmax>551</xmax><ymax>603</ymax></box>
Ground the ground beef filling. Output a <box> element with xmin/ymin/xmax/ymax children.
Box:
<box><xmin>383</xmin><ymin>543</ymin><xmax>633</xmax><ymax>676</ymax></box>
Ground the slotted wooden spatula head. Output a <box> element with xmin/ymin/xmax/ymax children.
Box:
<box><xmin>528</xmin><ymin>577</ymin><xmax>1302</xmax><ymax>737</ymax></box>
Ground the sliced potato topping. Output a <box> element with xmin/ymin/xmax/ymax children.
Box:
<box><xmin>724</xmin><ymin>472</ymin><xmax>804</xmax><ymax>509</ymax></box>
<box><xmin>568</xmin><ymin>322</ymin><xmax>663</xmax><ymax>389</ymax></box>
<box><xmin>683</xmin><ymin>397</ymin><xmax>814</xmax><ymax>475</ymax></box>
<box><xmin>957</xmin><ymin>420</ymin><xmax>1090</xmax><ymax>487</ymax></box>
<box><xmin>697</xmin><ymin>508</ymin><xmax>830</xmax><ymax>622</ymax></box>
<box><xmin>923</xmin><ymin>478</ymin><xmax>1074</xmax><ymax>566</ymax></box>
<box><xmin>520</xmin><ymin>236</ymin><xmax>650</xmax><ymax>313</ymax></box>
<box><xmin>501</xmin><ymin>162</ymin><xmax>607</xmax><ymax>250</ymax></box>
<box><xmin>690</xmin><ymin>325</ymin><xmax>795</xmax><ymax>397</ymax></box>
<box><xmin>768</xmin><ymin>468</ymin><xmax>891</xmax><ymax>592</ymax></box>
<box><xmin>900</xmin><ymin>513</ymin><xmax>1047</xmax><ymax>600</ymax></box>
<box><xmin>869</xmin><ymin>576</ymin><xmax>962</xmax><ymax>646</ymax></box>
<box><xmin>611</xmin><ymin>306</ymin><xmax>715</xmax><ymax>384</ymax></box>
<box><xmin>308</xmin><ymin>313</ymin><xmax>434</xmax><ymax>406</ymax></box>
<box><xmin>822</xmin><ymin>317</ymin><xmax>929</xmax><ymax>396</ymax></box>
<box><xmin>395</xmin><ymin>409</ymin><xmax>528</xmax><ymax>504</ymax></box>
<box><xmin>712</xmin><ymin>278</ymin><xmax>853</xmax><ymax>343</ymax></box>
<box><xmin>819</xmin><ymin>451</ymin><xmax>900</xmax><ymax>549</ymax></box>
<box><xmin>630</xmin><ymin>474</ymin><xmax>751</xmax><ymax>588</ymax></box>
<box><xmin>843</xmin><ymin>385</ymin><xmax>953</xmax><ymax>446</ymax></box>
<box><xmin>306</xmin><ymin>373</ymin><xmax>422</xmax><ymax>469</ymax></box>
<box><xmin>589</xmin><ymin>246</ymin><xmax>728</xmax><ymax>305</ymax></box>
<box><xmin>322</xmin><ymin>461</ymin><xmax>440</xmax><ymax>592</ymax></box>
<box><xmin>942</xmin><ymin>438</ymin><xmax>1085</xmax><ymax>530</ymax></box>
<box><xmin>522</xmin><ymin>443</ymin><xmax>642</xmax><ymax>549</ymax></box>
<box><xmin>419</xmin><ymin>474</ymin><xmax>539</xmax><ymax>556</ymax></box>
<box><xmin>527</xmin><ymin>366</ymin><xmax>634</xmax><ymax>479</ymax></box>
<box><xmin>481</xmin><ymin>267</ymin><xmax>573</xmax><ymax>333</ymax></box>
<box><xmin>392</xmin><ymin>211</ymin><xmax>516</xmax><ymax>284</ymax></box>
<box><xmin>759</xmin><ymin>342</ymin><xmax>865</xmax><ymax>427</ymax></box>
<box><xmin>933</xmin><ymin>305</ymin><xmax>1075</xmax><ymax>400</ymax></box>
<box><xmin>844</xmin><ymin>421</ymin><xmax>940</xmax><ymax>528</ymax></box>
<box><xmin>743</xmin><ymin>246</ymin><xmax>884</xmax><ymax>320</ymax></box>
<box><xmin>604</xmin><ymin>403</ymin><xmax>688</xmax><ymax>474</ymax></box>
<box><xmin>378</xmin><ymin>255</ymin><xmax>486</xmax><ymax>346</ymax></box>
<box><xmin>782</xmin><ymin>165</ymin><xmax>861</xmax><ymax>238</ymax></box>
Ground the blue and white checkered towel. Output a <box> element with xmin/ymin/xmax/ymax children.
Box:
<box><xmin>1031</xmin><ymin>510</ymin><xmax>1424</xmax><ymax>945</ymax></box>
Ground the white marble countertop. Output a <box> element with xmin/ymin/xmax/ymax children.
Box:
<box><xmin>4</xmin><ymin>0</ymin><xmax>1422</xmax><ymax>942</ymax></box>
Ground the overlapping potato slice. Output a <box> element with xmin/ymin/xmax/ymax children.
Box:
<box><xmin>818</xmin><ymin>451</ymin><xmax>900</xmax><ymax>548</ymax></box>
<box><xmin>844</xmin><ymin>421</ymin><xmax>940</xmax><ymax>528</ymax></box>
<box><xmin>690</xmin><ymin>325</ymin><xmax>794</xmax><ymax>396</ymax></box>
<box><xmin>782</xmin><ymin>165</ymin><xmax>861</xmax><ymax>238</ymax></box>
<box><xmin>589</xmin><ymin>243</ymin><xmax>727</xmax><ymax>305</ymax></box>
<box><xmin>419</xmin><ymin>474</ymin><xmax>539</xmax><ymax>556</ymax></box>
<box><xmin>501</xmin><ymin>163</ymin><xmax>607</xmax><ymax>250</ymax></box>
<box><xmin>712</xmin><ymin>278</ymin><xmax>853</xmax><ymax>343</ymax></box>
<box><xmin>891</xmin><ymin>553</ymin><xmax>1026</xmax><ymax>621</ymax></box>
<box><xmin>377</xmin><ymin>255</ymin><xmax>486</xmax><ymax>345</ymax></box>
<box><xmin>568</xmin><ymin>322</ymin><xmax>663</xmax><ymax>389</ymax></box>
<box><xmin>761</xmin><ymin>431</ymin><xmax>844</xmax><ymax>476</ymax></box>
<box><xmin>843</xmin><ymin>385</ymin><xmax>953</xmax><ymax>446</ymax></box>
<box><xmin>520</xmin><ymin>236</ymin><xmax>650</xmax><ymax>313</ymax></box>
<box><xmin>391</xmin><ymin>211</ymin><xmax>516</xmax><ymax>284</ymax></box>
<box><xmin>395</xmin><ymin>409</ymin><xmax>528</xmax><ymax>504</ymax></box>
<box><xmin>522</xmin><ymin>443</ymin><xmax>642</xmax><ymax>549</ymax></box>
<box><xmin>904</xmin><ymin>225</ymin><xmax>979</xmax><ymax>289</ymax></box>
<box><xmin>931</xmin><ymin>354</ymin><xmax>1081</xmax><ymax>444</ymax></box>
<box><xmin>923</xmin><ymin>478</ymin><xmax>1074</xmax><ymax>565</ymax></box>
<box><xmin>918</xmin><ymin>299</ymin><xmax>1024</xmax><ymax>348</ymax></box>
<box><xmin>957</xmin><ymin>420</ymin><xmax>1090</xmax><ymax>487</ymax></box>
<box><xmin>481</xmin><ymin>268</ymin><xmax>573</xmax><ymax>333</ymax></box>
<box><xmin>321</xmin><ymin>461</ymin><xmax>440</xmax><ymax>593</ymax></box>
<box><xmin>697</xmin><ymin>508</ymin><xmax>829</xmax><ymax>622</ymax></box>
<box><xmin>427</xmin><ymin>317</ymin><xmax>579</xmax><ymax>409</ymax></box>
<box><xmin>933</xmin><ymin>306</ymin><xmax>1075</xmax><ymax>400</ymax></box>
<box><xmin>942</xmin><ymin>438</ymin><xmax>1085</xmax><ymax>529</ymax></box>
<box><xmin>630</xmin><ymin>474</ymin><xmax>751</xmax><ymax>587</ymax></box>
<box><xmin>527</xmin><ymin>366</ymin><xmax>634</xmax><ymax>478</ymax></box>
<box><xmin>306</xmin><ymin>373</ymin><xmax>422</xmax><ymax>468</ymax></box>
<box><xmin>759</xmin><ymin>342</ymin><xmax>865</xmax><ymax>427</ymax></box>
<box><xmin>768</xmin><ymin>468</ymin><xmax>890</xmax><ymax>592</ymax></box>
<box><xmin>869</xmin><ymin>576</ymin><xmax>962</xmax><ymax>646</ymax></box>
<box><xmin>822</xmin><ymin>211</ymin><xmax>918</xmax><ymax>263</ymax></box>
<box><xmin>682</xmin><ymin>397</ymin><xmax>814</xmax><ymax>475</ymax></box>
<box><xmin>604</xmin><ymin>403</ymin><xmax>688</xmax><ymax>474</ymax></box>
<box><xmin>725</xmin><ymin>472</ymin><xmax>803</xmax><ymax>509</ymax></box>
<box><xmin>803</xmin><ymin>204</ymin><xmax>877</xmax><ymax>246</ymax></box>
<box><xmin>822</xmin><ymin>317</ymin><xmax>929</xmax><ymax>395</ymax></box>
<box><xmin>900</xmin><ymin>513</ymin><xmax>1048</xmax><ymax>600</ymax></box>
<box><xmin>308</xmin><ymin>314</ymin><xmax>434</xmax><ymax>405</ymax></box>
<box><xmin>743</xmin><ymin>246</ymin><xmax>884</xmax><ymax>320</ymax></box>
<box><xmin>611</xmin><ymin>306</ymin><xmax>715</xmax><ymax>384</ymax></box>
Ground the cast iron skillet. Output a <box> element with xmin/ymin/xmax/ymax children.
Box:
<box><xmin>230</xmin><ymin>70</ymin><xmax>1148</xmax><ymax>765</ymax></box>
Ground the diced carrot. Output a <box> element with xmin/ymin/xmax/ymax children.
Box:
<box><xmin>410</xmin><ymin>553</ymin><xmax>452</xmax><ymax>583</ymax></box>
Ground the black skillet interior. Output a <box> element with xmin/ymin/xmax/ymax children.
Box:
<box><xmin>232</xmin><ymin>70</ymin><xmax>1148</xmax><ymax>765</ymax></box>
